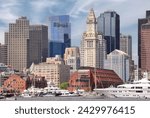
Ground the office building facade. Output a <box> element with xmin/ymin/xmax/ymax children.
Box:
<box><xmin>120</xmin><ymin>34</ymin><xmax>132</xmax><ymax>59</ymax></box>
<box><xmin>0</xmin><ymin>44</ymin><xmax>7</xmax><ymax>64</ymax></box>
<box><xmin>97</xmin><ymin>11</ymin><xmax>120</xmax><ymax>54</ymax></box>
<box><xmin>80</xmin><ymin>9</ymin><xmax>105</xmax><ymax>68</ymax></box>
<box><xmin>48</xmin><ymin>15</ymin><xmax>71</xmax><ymax>57</ymax></box>
<box><xmin>5</xmin><ymin>17</ymin><xmax>30</xmax><ymax>71</ymax></box>
<box><xmin>138</xmin><ymin>10</ymin><xmax>150</xmax><ymax>68</ymax></box>
<box><xmin>141</xmin><ymin>19</ymin><xmax>150</xmax><ymax>71</ymax></box>
<box><xmin>29</xmin><ymin>25</ymin><xmax>48</xmax><ymax>64</ymax></box>
<box><xmin>5</xmin><ymin>17</ymin><xmax>48</xmax><ymax>71</ymax></box>
<box><xmin>104</xmin><ymin>49</ymin><xmax>130</xmax><ymax>82</ymax></box>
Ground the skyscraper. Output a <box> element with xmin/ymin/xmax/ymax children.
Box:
<box><xmin>141</xmin><ymin>19</ymin><xmax>150</xmax><ymax>71</ymax></box>
<box><xmin>0</xmin><ymin>43</ymin><xmax>7</xmax><ymax>64</ymax></box>
<box><xmin>48</xmin><ymin>15</ymin><xmax>71</xmax><ymax>58</ymax></box>
<box><xmin>29</xmin><ymin>25</ymin><xmax>48</xmax><ymax>63</ymax></box>
<box><xmin>80</xmin><ymin>9</ymin><xmax>105</xmax><ymax>68</ymax></box>
<box><xmin>97</xmin><ymin>11</ymin><xmax>120</xmax><ymax>54</ymax></box>
<box><xmin>5</xmin><ymin>17</ymin><xmax>30</xmax><ymax>71</ymax></box>
<box><xmin>138</xmin><ymin>10</ymin><xmax>150</xmax><ymax>68</ymax></box>
<box><xmin>120</xmin><ymin>34</ymin><xmax>132</xmax><ymax>59</ymax></box>
<box><xmin>120</xmin><ymin>34</ymin><xmax>134</xmax><ymax>80</ymax></box>
<box><xmin>5</xmin><ymin>17</ymin><xmax>48</xmax><ymax>71</ymax></box>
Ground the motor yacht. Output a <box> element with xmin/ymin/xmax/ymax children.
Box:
<box><xmin>94</xmin><ymin>72</ymin><xmax>150</xmax><ymax>98</ymax></box>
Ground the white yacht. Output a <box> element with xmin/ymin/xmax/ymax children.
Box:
<box><xmin>94</xmin><ymin>72</ymin><xmax>150</xmax><ymax>98</ymax></box>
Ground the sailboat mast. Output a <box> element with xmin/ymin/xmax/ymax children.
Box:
<box><xmin>94</xmin><ymin>67</ymin><xmax>97</xmax><ymax>89</ymax></box>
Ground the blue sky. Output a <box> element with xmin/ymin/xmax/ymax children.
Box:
<box><xmin>0</xmin><ymin>0</ymin><xmax>150</xmax><ymax>63</ymax></box>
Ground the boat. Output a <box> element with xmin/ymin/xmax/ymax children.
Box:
<box><xmin>94</xmin><ymin>72</ymin><xmax>150</xmax><ymax>99</ymax></box>
<box><xmin>58</xmin><ymin>90</ymin><xmax>80</xmax><ymax>97</ymax></box>
<box><xmin>21</xmin><ymin>90</ymin><xmax>33</xmax><ymax>98</ymax></box>
<box><xmin>0</xmin><ymin>93</ymin><xmax>5</xmax><ymax>99</ymax></box>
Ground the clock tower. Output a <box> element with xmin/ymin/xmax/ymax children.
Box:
<box><xmin>80</xmin><ymin>9</ymin><xmax>105</xmax><ymax>68</ymax></box>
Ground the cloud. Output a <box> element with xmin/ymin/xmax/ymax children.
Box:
<box><xmin>0</xmin><ymin>0</ymin><xmax>20</xmax><ymax>24</ymax></box>
<box><xmin>0</xmin><ymin>26</ymin><xmax>7</xmax><ymax>44</ymax></box>
<box><xmin>0</xmin><ymin>0</ymin><xmax>150</xmax><ymax>62</ymax></box>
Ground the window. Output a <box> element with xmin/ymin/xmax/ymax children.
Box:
<box><xmin>136</xmin><ymin>87</ymin><xmax>142</xmax><ymax>89</ymax></box>
<box><xmin>87</xmin><ymin>41</ymin><xmax>93</xmax><ymax>47</ymax></box>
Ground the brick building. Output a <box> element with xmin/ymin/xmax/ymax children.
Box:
<box><xmin>3</xmin><ymin>74</ymin><xmax>26</xmax><ymax>93</ymax></box>
<box><xmin>68</xmin><ymin>67</ymin><xmax>123</xmax><ymax>92</ymax></box>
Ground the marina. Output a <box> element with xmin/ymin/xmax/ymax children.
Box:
<box><xmin>0</xmin><ymin>94</ymin><xmax>150</xmax><ymax>101</ymax></box>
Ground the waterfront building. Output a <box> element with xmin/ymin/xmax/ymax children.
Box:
<box><xmin>120</xmin><ymin>34</ymin><xmax>132</xmax><ymax>59</ymax></box>
<box><xmin>64</xmin><ymin>47</ymin><xmax>80</xmax><ymax>71</ymax></box>
<box><xmin>48</xmin><ymin>15</ymin><xmax>71</xmax><ymax>57</ymax></box>
<box><xmin>141</xmin><ymin>18</ymin><xmax>150</xmax><ymax>71</ymax></box>
<box><xmin>104</xmin><ymin>49</ymin><xmax>130</xmax><ymax>82</ymax></box>
<box><xmin>5</xmin><ymin>17</ymin><xmax>48</xmax><ymax>71</ymax></box>
<box><xmin>29</xmin><ymin>55</ymin><xmax>70</xmax><ymax>87</ymax></box>
<box><xmin>97</xmin><ymin>11</ymin><xmax>120</xmax><ymax>54</ymax></box>
<box><xmin>3</xmin><ymin>74</ymin><xmax>26</xmax><ymax>93</ymax></box>
<box><xmin>80</xmin><ymin>8</ymin><xmax>105</xmax><ymax>68</ymax></box>
<box><xmin>138</xmin><ymin>10</ymin><xmax>150</xmax><ymax>68</ymax></box>
<box><xmin>68</xmin><ymin>67</ymin><xmax>122</xmax><ymax>92</ymax></box>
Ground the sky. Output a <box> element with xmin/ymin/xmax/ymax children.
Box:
<box><xmin>0</xmin><ymin>0</ymin><xmax>150</xmax><ymax>64</ymax></box>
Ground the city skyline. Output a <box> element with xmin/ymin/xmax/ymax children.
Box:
<box><xmin>0</xmin><ymin>0</ymin><xmax>150</xmax><ymax>63</ymax></box>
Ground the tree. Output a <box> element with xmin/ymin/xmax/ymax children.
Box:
<box><xmin>60</xmin><ymin>82</ymin><xmax>69</xmax><ymax>90</ymax></box>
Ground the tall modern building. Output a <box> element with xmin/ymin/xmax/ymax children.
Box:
<box><xmin>5</xmin><ymin>17</ymin><xmax>48</xmax><ymax>71</ymax></box>
<box><xmin>141</xmin><ymin>19</ymin><xmax>150</xmax><ymax>71</ymax></box>
<box><xmin>104</xmin><ymin>49</ymin><xmax>130</xmax><ymax>82</ymax></box>
<box><xmin>0</xmin><ymin>44</ymin><xmax>7</xmax><ymax>64</ymax></box>
<box><xmin>5</xmin><ymin>17</ymin><xmax>30</xmax><ymax>71</ymax></box>
<box><xmin>120</xmin><ymin>34</ymin><xmax>132</xmax><ymax>59</ymax></box>
<box><xmin>120</xmin><ymin>34</ymin><xmax>135</xmax><ymax>80</ymax></box>
<box><xmin>29</xmin><ymin>25</ymin><xmax>48</xmax><ymax>64</ymax></box>
<box><xmin>97</xmin><ymin>11</ymin><xmax>120</xmax><ymax>54</ymax></box>
<box><xmin>48</xmin><ymin>15</ymin><xmax>71</xmax><ymax>58</ymax></box>
<box><xmin>64</xmin><ymin>47</ymin><xmax>80</xmax><ymax>71</ymax></box>
<box><xmin>80</xmin><ymin>9</ymin><xmax>105</xmax><ymax>68</ymax></box>
<box><xmin>138</xmin><ymin>10</ymin><xmax>150</xmax><ymax>68</ymax></box>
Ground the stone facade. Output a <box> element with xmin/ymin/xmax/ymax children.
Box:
<box><xmin>30</xmin><ymin>56</ymin><xmax>70</xmax><ymax>87</ymax></box>
<box><xmin>80</xmin><ymin>9</ymin><xmax>105</xmax><ymax>68</ymax></box>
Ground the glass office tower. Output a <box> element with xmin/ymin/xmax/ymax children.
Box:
<box><xmin>97</xmin><ymin>11</ymin><xmax>120</xmax><ymax>54</ymax></box>
<box><xmin>48</xmin><ymin>15</ymin><xmax>71</xmax><ymax>57</ymax></box>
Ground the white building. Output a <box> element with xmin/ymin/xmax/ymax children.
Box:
<box><xmin>29</xmin><ymin>55</ymin><xmax>70</xmax><ymax>87</ymax></box>
<box><xmin>64</xmin><ymin>47</ymin><xmax>80</xmax><ymax>71</ymax></box>
<box><xmin>80</xmin><ymin>8</ymin><xmax>105</xmax><ymax>68</ymax></box>
<box><xmin>104</xmin><ymin>49</ymin><xmax>130</xmax><ymax>82</ymax></box>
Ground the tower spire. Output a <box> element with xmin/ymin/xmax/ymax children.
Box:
<box><xmin>86</xmin><ymin>8</ymin><xmax>97</xmax><ymax>33</ymax></box>
<box><xmin>87</xmin><ymin>8</ymin><xmax>96</xmax><ymax>24</ymax></box>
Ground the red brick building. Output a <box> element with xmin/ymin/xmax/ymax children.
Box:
<box><xmin>68</xmin><ymin>67</ymin><xmax>123</xmax><ymax>92</ymax></box>
<box><xmin>3</xmin><ymin>74</ymin><xmax>26</xmax><ymax>93</ymax></box>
